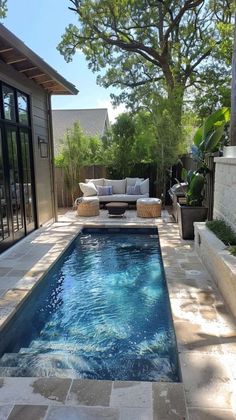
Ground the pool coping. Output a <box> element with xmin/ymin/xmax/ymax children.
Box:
<box><xmin>0</xmin><ymin>213</ymin><xmax>236</xmax><ymax>419</ymax></box>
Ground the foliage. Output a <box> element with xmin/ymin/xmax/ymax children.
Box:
<box><xmin>192</xmin><ymin>67</ymin><xmax>231</xmax><ymax>120</ymax></box>
<box><xmin>104</xmin><ymin>107</ymin><xmax>187</xmax><ymax>198</ymax></box>
<box><xmin>104</xmin><ymin>113</ymin><xmax>136</xmax><ymax>178</ymax></box>
<box><xmin>180</xmin><ymin>108</ymin><xmax>230</xmax><ymax>207</ymax></box>
<box><xmin>59</xmin><ymin>0</ymin><xmax>233</xmax><ymax>122</ymax></box>
<box><xmin>0</xmin><ymin>0</ymin><xmax>7</xmax><ymax>18</ymax></box>
<box><xmin>55</xmin><ymin>122</ymin><xmax>103</xmax><ymax>203</ymax></box>
<box><xmin>181</xmin><ymin>169</ymin><xmax>205</xmax><ymax>206</ymax></box>
<box><xmin>228</xmin><ymin>245</ymin><xmax>236</xmax><ymax>257</ymax></box>
<box><xmin>191</xmin><ymin>107</ymin><xmax>230</xmax><ymax>170</ymax></box>
<box><xmin>206</xmin><ymin>219</ymin><xmax>236</xmax><ymax>246</ymax></box>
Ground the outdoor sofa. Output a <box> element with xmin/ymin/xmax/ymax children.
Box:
<box><xmin>79</xmin><ymin>177</ymin><xmax>149</xmax><ymax>203</ymax></box>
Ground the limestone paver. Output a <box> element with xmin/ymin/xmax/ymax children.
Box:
<box><xmin>67</xmin><ymin>379</ymin><xmax>112</xmax><ymax>406</ymax></box>
<box><xmin>45</xmin><ymin>406</ymin><xmax>119</xmax><ymax>420</ymax></box>
<box><xmin>0</xmin><ymin>378</ymin><xmax>71</xmax><ymax>405</ymax></box>
<box><xmin>110</xmin><ymin>381</ymin><xmax>152</xmax><ymax>408</ymax></box>
<box><xmin>152</xmin><ymin>383</ymin><xmax>187</xmax><ymax>420</ymax></box>
<box><xmin>32</xmin><ymin>378</ymin><xmax>72</xmax><ymax>403</ymax></box>
<box><xmin>180</xmin><ymin>352</ymin><xmax>233</xmax><ymax>409</ymax></box>
<box><xmin>7</xmin><ymin>405</ymin><xmax>48</xmax><ymax>420</ymax></box>
<box><xmin>119</xmin><ymin>407</ymin><xmax>153</xmax><ymax>420</ymax></box>
<box><xmin>0</xmin><ymin>405</ymin><xmax>13</xmax><ymax>420</ymax></box>
<box><xmin>188</xmin><ymin>408</ymin><xmax>236</xmax><ymax>420</ymax></box>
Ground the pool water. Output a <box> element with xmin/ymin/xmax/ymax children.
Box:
<box><xmin>0</xmin><ymin>229</ymin><xmax>179</xmax><ymax>381</ymax></box>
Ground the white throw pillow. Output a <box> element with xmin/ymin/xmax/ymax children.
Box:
<box><xmin>79</xmin><ymin>182</ymin><xmax>97</xmax><ymax>197</ymax></box>
<box><xmin>85</xmin><ymin>178</ymin><xmax>104</xmax><ymax>187</ymax></box>
<box><xmin>126</xmin><ymin>177</ymin><xmax>144</xmax><ymax>189</ymax></box>
<box><xmin>138</xmin><ymin>178</ymin><xmax>149</xmax><ymax>195</ymax></box>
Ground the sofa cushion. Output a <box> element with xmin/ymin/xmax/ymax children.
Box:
<box><xmin>97</xmin><ymin>185</ymin><xmax>113</xmax><ymax>196</ymax></box>
<box><xmin>104</xmin><ymin>179</ymin><xmax>126</xmax><ymax>194</ymax></box>
<box><xmin>79</xmin><ymin>182</ymin><xmax>97</xmax><ymax>197</ymax></box>
<box><xmin>127</xmin><ymin>184</ymin><xmax>141</xmax><ymax>195</ymax></box>
<box><xmin>85</xmin><ymin>178</ymin><xmax>104</xmax><ymax>187</ymax></box>
<box><xmin>126</xmin><ymin>177</ymin><xmax>144</xmax><ymax>189</ymax></box>
<box><xmin>98</xmin><ymin>193</ymin><xmax>149</xmax><ymax>202</ymax></box>
<box><xmin>138</xmin><ymin>178</ymin><xmax>149</xmax><ymax>195</ymax></box>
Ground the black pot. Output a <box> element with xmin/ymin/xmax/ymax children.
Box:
<box><xmin>177</xmin><ymin>203</ymin><xmax>208</xmax><ymax>240</ymax></box>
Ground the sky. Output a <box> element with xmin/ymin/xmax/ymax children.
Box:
<box><xmin>3</xmin><ymin>0</ymin><xmax>125</xmax><ymax>122</ymax></box>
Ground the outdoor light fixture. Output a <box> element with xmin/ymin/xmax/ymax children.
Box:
<box><xmin>38</xmin><ymin>136</ymin><xmax>48</xmax><ymax>158</ymax></box>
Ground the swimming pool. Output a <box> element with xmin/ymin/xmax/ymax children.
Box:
<box><xmin>0</xmin><ymin>228</ymin><xmax>179</xmax><ymax>381</ymax></box>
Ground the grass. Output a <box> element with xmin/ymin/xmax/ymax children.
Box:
<box><xmin>206</xmin><ymin>219</ymin><xmax>236</xmax><ymax>246</ymax></box>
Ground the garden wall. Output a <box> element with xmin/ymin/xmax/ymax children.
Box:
<box><xmin>214</xmin><ymin>157</ymin><xmax>236</xmax><ymax>232</ymax></box>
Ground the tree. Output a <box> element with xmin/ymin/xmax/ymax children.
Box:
<box><xmin>105</xmin><ymin>113</ymin><xmax>136</xmax><ymax>178</ymax></box>
<box><xmin>0</xmin><ymin>0</ymin><xmax>7</xmax><ymax>18</ymax></box>
<box><xmin>55</xmin><ymin>122</ymin><xmax>91</xmax><ymax>204</ymax></box>
<box><xmin>58</xmin><ymin>0</ymin><xmax>233</xmax><ymax>124</ymax></box>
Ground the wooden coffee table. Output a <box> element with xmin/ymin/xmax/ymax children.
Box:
<box><xmin>106</xmin><ymin>202</ymin><xmax>128</xmax><ymax>217</ymax></box>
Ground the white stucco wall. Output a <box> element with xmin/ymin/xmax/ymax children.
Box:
<box><xmin>213</xmin><ymin>157</ymin><xmax>236</xmax><ymax>232</ymax></box>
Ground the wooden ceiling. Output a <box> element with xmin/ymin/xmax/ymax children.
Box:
<box><xmin>0</xmin><ymin>25</ymin><xmax>78</xmax><ymax>96</ymax></box>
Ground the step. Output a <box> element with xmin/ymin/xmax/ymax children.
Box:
<box><xmin>0</xmin><ymin>365</ymin><xmax>78</xmax><ymax>378</ymax></box>
<box><xmin>0</xmin><ymin>352</ymin><xmax>177</xmax><ymax>381</ymax></box>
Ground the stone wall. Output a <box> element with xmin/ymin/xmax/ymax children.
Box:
<box><xmin>213</xmin><ymin>157</ymin><xmax>236</xmax><ymax>232</ymax></box>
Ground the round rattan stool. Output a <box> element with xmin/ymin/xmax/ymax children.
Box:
<box><xmin>137</xmin><ymin>198</ymin><xmax>162</xmax><ymax>218</ymax></box>
<box><xmin>77</xmin><ymin>198</ymin><xmax>100</xmax><ymax>217</ymax></box>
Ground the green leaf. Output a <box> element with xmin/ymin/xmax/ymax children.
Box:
<box><xmin>203</xmin><ymin>107</ymin><xmax>230</xmax><ymax>139</ymax></box>
<box><xmin>187</xmin><ymin>173</ymin><xmax>205</xmax><ymax>206</ymax></box>
<box><xmin>193</xmin><ymin>126</ymin><xmax>203</xmax><ymax>146</ymax></box>
<box><xmin>181</xmin><ymin>168</ymin><xmax>188</xmax><ymax>181</ymax></box>
<box><xmin>205</xmin><ymin>124</ymin><xmax>225</xmax><ymax>152</ymax></box>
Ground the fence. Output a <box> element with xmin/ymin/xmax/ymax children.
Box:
<box><xmin>56</xmin><ymin>165</ymin><xmax>107</xmax><ymax>208</ymax></box>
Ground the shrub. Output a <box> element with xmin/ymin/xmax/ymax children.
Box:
<box><xmin>206</xmin><ymin>219</ymin><xmax>236</xmax><ymax>246</ymax></box>
<box><xmin>228</xmin><ymin>246</ymin><xmax>236</xmax><ymax>257</ymax></box>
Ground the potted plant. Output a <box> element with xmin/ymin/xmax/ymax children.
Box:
<box><xmin>177</xmin><ymin>107</ymin><xmax>230</xmax><ymax>240</ymax></box>
<box><xmin>177</xmin><ymin>170</ymin><xmax>207</xmax><ymax>239</ymax></box>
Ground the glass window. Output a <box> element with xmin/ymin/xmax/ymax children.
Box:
<box><xmin>2</xmin><ymin>85</ymin><xmax>16</xmax><ymax>121</ymax></box>
<box><xmin>17</xmin><ymin>93</ymin><xmax>28</xmax><ymax>111</ymax></box>
<box><xmin>18</xmin><ymin>108</ymin><xmax>28</xmax><ymax>125</ymax></box>
<box><xmin>17</xmin><ymin>93</ymin><xmax>29</xmax><ymax>125</ymax></box>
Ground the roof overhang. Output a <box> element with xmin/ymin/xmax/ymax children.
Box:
<box><xmin>0</xmin><ymin>24</ymin><xmax>78</xmax><ymax>95</ymax></box>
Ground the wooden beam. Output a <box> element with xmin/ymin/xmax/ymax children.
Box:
<box><xmin>0</xmin><ymin>47</ymin><xmax>14</xmax><ymax>53</ymax></box>
<box><xmin>39</xmin><ymin>80</ymin><xmax>55</xmax><ymax>84</ymax></box>
<box><xmin>19</xmin><ymin>66</ymin><xmax>38</xmax><ymax>73</ymax></box>
<box><xmin>6</xmin><ymin>57</ymin><xmax>27</xmax><ymax>64</ymax></box>
<box><xmin>29</xmin><ymin>73</ymin><xmax>46</xmax><ymax>79</ymax></box>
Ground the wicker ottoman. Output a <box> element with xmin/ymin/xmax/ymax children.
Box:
<box><xmin>137</xmin><ymin>198</ymin><xmax>162</xmax><ymax>218</ymax></box>
<box><xmin>77</xmin><ymin>198</ymin><xmax>100</xmax><ymax>217</ymax></box>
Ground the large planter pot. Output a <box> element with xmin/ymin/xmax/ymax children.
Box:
<box><xmin>177</xmin><ymin>203</ymin><xmax>208</xmax><ymax>240</ymax></box>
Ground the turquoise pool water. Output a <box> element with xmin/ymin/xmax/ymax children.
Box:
<box><xmin>0</xmin><ymin>228</ymin><xmax>179</xmax><ymax>381</ymax></box>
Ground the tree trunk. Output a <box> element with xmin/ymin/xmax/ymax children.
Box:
<box><xmin>230</xmin><ymin>14</ymin><xmax>236</xmax><ymax>146</ymax></box>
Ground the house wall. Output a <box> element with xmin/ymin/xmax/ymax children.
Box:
<box><xmin>0</xmin><ymin>60</ymin><xmax>54</xmax><ymax>226</ymax></box>
<box><xmin>213</xmin><ymin>157</ymin><xmax>236</xmax><ymax>232</ymax></box>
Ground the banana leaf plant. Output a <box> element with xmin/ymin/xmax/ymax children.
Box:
<box><xmin>177</xmin><ymin>108</ymin><xmax>230</xmax><ymax>207</ymax></box>
<box><xmin>191</xmin><ymin>107</ymin><xmax>230</xmax><ymax>173</ymax></box>
<box><xmin>181</xmin><ymin>169</ymin><xmax>205</xmax><ymax>206</ymax></box>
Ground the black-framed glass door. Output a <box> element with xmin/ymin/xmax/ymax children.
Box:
<box><xmin>0</xmin><ymin>127</ymin><xmax>11</xmax><ymax>247</ymax></box>
<box><xmin>0</xmin><ymin>82</ymin><xmax>36</xmax><ymax>253</ymax></box>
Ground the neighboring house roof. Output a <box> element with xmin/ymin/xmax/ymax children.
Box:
<box><xmin>52</xmin><ymin>108</ymin><xmax>110</xmax><ymax>154</ymax></box>
<box><xmin>0</xmin><ymin>24</ymin><xmax>78</xmax><ymax>95</ymax></box>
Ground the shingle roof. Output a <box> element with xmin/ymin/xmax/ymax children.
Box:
<box><xmin>52</xmin><ymin>108</ymin><xmax>109</xmax><ymax>154</ymax></box>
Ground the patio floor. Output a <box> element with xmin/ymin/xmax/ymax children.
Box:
<box><xmin>0</xmin><ymin>208</ymin><xmax>235</xmax><ymax>419</ymax></box>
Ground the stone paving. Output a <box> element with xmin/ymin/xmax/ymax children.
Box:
<box><xmin>0</xmin><ymin>209</ymin><xmax>235</xmax><ymax>419</ymax></box>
